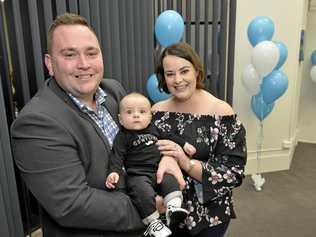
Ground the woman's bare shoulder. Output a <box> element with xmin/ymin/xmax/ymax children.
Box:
<box><xmin>151</xmin><ymin>99</ymin><xmax>169</xmax><ymax>112</ymax></box>
<box><xmin>203</xmin><ymin>91</ymin><xmax>234</xmax><ymax>116</ymax></box>
<box><xmin>213</xmin><ymin>99</ymin><xmax>234</xmax><ymax>116</ymax></box>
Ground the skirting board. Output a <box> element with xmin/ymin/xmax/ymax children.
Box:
<box><xmin>244</xmin><ymin>142</ymin><xmax>297</xmax><ymax>175</ymax></box>
<box><xmin>297</xmin><ymin>139</ymin><xmax>316</xmax><ymax>144</ymax></box>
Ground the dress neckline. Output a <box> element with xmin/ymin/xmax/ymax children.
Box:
<box><xmin>153</xmin><ymin>110</ymin><xmax>237</xmax><ymax>120</ymax></box>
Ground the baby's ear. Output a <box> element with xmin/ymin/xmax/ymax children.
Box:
<box><xmin>118</xmin><ymin>114</ymin><xmax>123</xmax><ymax>125</ymax></box>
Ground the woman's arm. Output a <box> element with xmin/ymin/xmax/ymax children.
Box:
<box><xmin>156</xmin><ymin>140</ymin><xmax>202</xmax><ymax>182</ymax></box>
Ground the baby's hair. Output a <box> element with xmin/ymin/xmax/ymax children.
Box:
<box><xmin>119</xmin><ymin>92</ymin><xmax>151</xmax><ymax>112</ymax></box>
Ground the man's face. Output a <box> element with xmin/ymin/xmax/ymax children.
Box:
<box><xmin>45</xmin><ymin>24</ymin><xmax>104</xmax><ymax>103</ymax></box>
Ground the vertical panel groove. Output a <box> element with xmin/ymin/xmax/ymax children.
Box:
<box><xmin>211</xmin><ymin>0</ymin><xmax>220</xmax><ymax>97</ymax></box>
<box><xmin>227</xmin><ymin>0</ymin><xmax>236</xmax><ymax>105</ymax></box>
<box><xmin>203</xmin><ymin>0</ymin><xmax>209</xmax><ymax>77</ymax></box>
<box><xmin>27</xmin><ymin>0</ymin><xmax>44</xmax><ymax>88</ymax></box>
<box><xmin>90</xmin><ymin>0</ymin><xmax>101</xmax><ymax>40</ymax></box>
<box><xmin>56</xmin><ymin>0</ymin><xmax>67</xmax><ymax>15</ymax></box>
<box><xmin>43</xmin><ymin>0</ymin><xmax>53</xmax><ymax>35</ymax></box>
<box><xmin>194</xmin><ymin>0</ymin><xmax>200</xmax><ymax>53</ymax></box>
<box><xmin>185</xmin><ymin>0</ymin><xmax>191</xmax><ymax>43</ymax></box>
<box><xmin>78</xmin><ymin>0</ymin><xmax>90</xmax><ymax>23</ymax></box>
<box><xmin>12</xmin><ymin>0</ymin><xmax>30</xmax><ymax>104</ymax></box>
<box><xmin>218</xmin><ymin>0</ymin><xmax>228</xmax><ymax>100</ymax></box>
<box><xmin>68</xmin><ymin>0</ymin><xmax>78</xmax><ymax>13</ymax></box>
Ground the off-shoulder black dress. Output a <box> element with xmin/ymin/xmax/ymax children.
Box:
<box><xmin>153</xmin><ymin>111</ymin><xmax>247</xmax><ymax>235</ymax></box>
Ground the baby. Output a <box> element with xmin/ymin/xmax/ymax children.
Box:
<box><xmin>106</xmin><ymin>92</ymin><xmax>195</xmax><ymax>237</ymax></box>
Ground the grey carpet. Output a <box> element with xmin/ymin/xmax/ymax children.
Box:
<box><xmin>226</xmin><ymin>142</ymin><xmax>316</xmax><ymax>237</ymax></box>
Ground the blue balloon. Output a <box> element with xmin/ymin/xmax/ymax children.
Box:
<box><xmin>155</xmin><ymin>10</ymin><xmax>184</xmax><ymax>47</ymax></box>
<box><xmin>274</xmin><ymin>41</ymin><xmax>288</xmax><ymax>70</ymax></box>
<box><xmin>146</xmin><ymin>74</ymin><xmax>171</xmax><ymax>103</ymax></box>
<box><xmin>311</xmin><ymin>50</ymin><xmax>316</xmax><ymax>65</ymax></box>
<box><xmin>247</xmin><ymin>16</ymin><xmax>274</xmax><ymax>47</ymax></box>
<box><xmin>251</xmin><ymin>93</ymin><xmax>274</xmax><ymax>121</ymax></box>
<box><xmin>261</xmin><ymin>70</ymin><xmax>288</xmax><ymax>104</ymax></box>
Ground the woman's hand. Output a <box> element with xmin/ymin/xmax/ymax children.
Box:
<box><xmin>156</xmin><ymin>156</ymin><xmax>185</xmax><ymax>190</ymax></box>
<box><xmin>156</xmin><ymin>139</ymin><xmax>188</xmax><ymax>163</ymax></box>
<box><xmin>157</xmin><ymin>139</ymin><xmax>203</xmax><ymax>182</ymax></box>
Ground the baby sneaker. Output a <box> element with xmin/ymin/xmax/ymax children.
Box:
<box><xmin>144</xmin><ymin>219</ymin><xmax>172</xmax><ymax>237</ymax></box>
<box><xmin>166</xmin><ymin>205</ymin><xmax>189</xmax><ymax>228</ymax></box>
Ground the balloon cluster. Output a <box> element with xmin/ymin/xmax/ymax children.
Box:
<box><xmin>243</xmin><ymin>16</ymin><xmax>289</xmax><ymax>121</ymax></box>
<box><xmin>146</xmin><ymin>10</ymin><xmax>185</xmax><ymax>102</ymax></box>
<box><xmin>310</xmin><ymin>50</ymin><xmax>316</xmax><ymax>83</ymax></box>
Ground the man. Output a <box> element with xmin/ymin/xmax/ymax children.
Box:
<box><xmin>11</xmin><ymin>13</ymin><xmax>184</xmax><ymax>237</ymax></box>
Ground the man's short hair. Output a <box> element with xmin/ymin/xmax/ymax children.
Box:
<box><xmin>47</xmin><ymin>13</ymin><xmax>95</xmax><ymax>54</ymax></box>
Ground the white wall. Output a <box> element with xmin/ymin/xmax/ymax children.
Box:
<box><xmin>297</xmin><ymin>8</ymin><xmax>316</xmax><ymax>143</ymax></box>
<box><xmin>233</xmin><ymin>0</ymin><xmax>307</xmax><ymax>174</ymax></box>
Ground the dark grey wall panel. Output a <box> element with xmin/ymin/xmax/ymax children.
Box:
<box><xmin>0</xmin><ymin>76</ymin><xmax>24</xmax><ymax>237</ymax></box>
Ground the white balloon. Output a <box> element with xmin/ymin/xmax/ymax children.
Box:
<box><xmin>242</xmin><ymin>64</ymin><xmax>261</xmax><ymax>95</ymax></box>
<box><xmin>251</xmin><ymin>41</ymin><xmax>279</xmax><ymax>77</ymax></box>
<box><xmin>311</xmin><ymin>65</ymin><xmax>316</xmax><ymax>83</ymax></box>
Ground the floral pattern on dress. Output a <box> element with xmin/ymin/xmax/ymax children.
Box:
<box><xmin>153</xmin><ymin>111</ymin><xmax>247</xmax><ymax>235</ymax></box>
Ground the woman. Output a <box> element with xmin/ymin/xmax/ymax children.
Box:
<box><xmin>152</xmin><ymin>42</ymin><xmax>247</xmax><ymax>237</ymax></box>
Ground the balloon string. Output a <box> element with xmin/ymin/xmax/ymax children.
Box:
<box><xmin>256</xmin><ymin>121</ymin><xmax>263</xmax><ymax>174</ymax></box>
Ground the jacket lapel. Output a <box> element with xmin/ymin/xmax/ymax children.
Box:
<box><xmin>47</xmin><ymin>78</ymin><xmax>111</xmax><ymax>149</ymax></box>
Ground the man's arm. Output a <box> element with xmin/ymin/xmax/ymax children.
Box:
<box><xmin>11</xmin><ymin>112</ymin><xmax>143</xmax><ymax>232</ymax></box>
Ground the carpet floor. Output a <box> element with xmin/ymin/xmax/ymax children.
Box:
<box><xmin>226</xmin><ymin>142</ymin><xmax>316</xmax><ymax>237</ymax></box>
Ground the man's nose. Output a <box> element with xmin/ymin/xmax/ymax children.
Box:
<box><xmin>77</xmin><ymin>55</ymin><xmax>90</xmax><ymax>68</ymax></box>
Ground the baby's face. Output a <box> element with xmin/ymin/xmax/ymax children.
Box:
<box><xmin>119</xmin><ymin>96</ymin><xmax>152</xmax><ymax>130</ymax></box>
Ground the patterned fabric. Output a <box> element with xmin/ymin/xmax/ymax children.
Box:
<box><xmin>68</xmin><ymin>88</ymin><xmax>119</xmax><ymax>147</ymax></box>
<box><xmin>153</xmin><ymin>111</ymin><xmax>247</xmax><ymax>235</ymax></box>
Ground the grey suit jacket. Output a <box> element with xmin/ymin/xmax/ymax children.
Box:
<box><xmin>11</xmin><ymin>78</ymin><xmax>144</xmax><ymax>237</ymax></box>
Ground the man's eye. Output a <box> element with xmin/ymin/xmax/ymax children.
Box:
<box><xmin>87</xmin><ymin>51</ymin><xmax>99</xmax><ymax>57</ymax></box>
<box><xmin>65</xmin><ymin>53</ymin><xmax>76</xmax><ymax>58</ymax></box>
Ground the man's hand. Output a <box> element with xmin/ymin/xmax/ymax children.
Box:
<box><xmin>155</xmin><ymin>195</ymin><xmax>166</xmax><ymax>213</ymax></box>
<box><xmin>105</xmin><ymin>172</ymin><xmax>120</xmax><ymax>189</ymax></box>
<box><xmin>157</xmin><ymin>156</ymin><xmax>185</xmax><ymax>190</ymax></box>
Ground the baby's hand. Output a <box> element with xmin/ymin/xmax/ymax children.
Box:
<box><xmin>183</xmin><ymin>142</ymin><xmax>196</xmax><ymax>157</ymax></box>
<box><xmin>105</xmin><ymin>172</ymin><xmax>120</xmax><ymax>189</ymax></box>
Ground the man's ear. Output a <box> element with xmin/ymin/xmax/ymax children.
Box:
<box><xmin>44</xmin><ymin>54</ymin><xmax>54</xmax><ymax>76</ymax></box>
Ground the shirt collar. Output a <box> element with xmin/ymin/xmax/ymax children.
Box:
<box><xmin>68</xmin><ymin>87</ymin><xmax>107</xmax><ymax>111</ymax></box>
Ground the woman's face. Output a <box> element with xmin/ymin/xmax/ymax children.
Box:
<box><xmin>162</xmin><ymin>55</ymin><xmax>198</xmax><ymax>102</ymax></box>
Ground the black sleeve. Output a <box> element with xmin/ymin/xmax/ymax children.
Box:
<box><xmin>162</xmin><ymin>132</ymin><xmax>186</xmax><ymax>148</ymax></box>
<box><xmin>109</xmin><ymin>131</ymin><xmax>127</xmax><ymax>174</ymax></box>
<box><xmin>201</xmin><ymin>116</ymin><xmax>247</xmax><ymax>203</ymax></box>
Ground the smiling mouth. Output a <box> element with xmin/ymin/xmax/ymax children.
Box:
<box><xmin>75</xmin><ymin>74</ymin><xmax>93</xmax><ymax>79</ymax></box>
<box><xmin>175</xmin><ymin>85</ymin><xmax>187</xmax><ymax>91</ymax></box>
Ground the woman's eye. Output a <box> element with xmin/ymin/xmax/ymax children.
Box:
<box><xmin>165</xmin><ymin>73</ymin><xmax>174</xmax><ymax>77</ymax></box>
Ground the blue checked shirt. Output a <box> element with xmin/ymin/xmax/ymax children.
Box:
<box><xmin>68</xmin><ymin>88</ymin><xmax>119</xmax><ymax>147</ymax></box>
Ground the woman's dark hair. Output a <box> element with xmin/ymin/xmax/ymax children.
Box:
<box><xmin>155</xmin><ymin>42</ymin><xmax>205</xmax><ymax>94</ymax></box>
